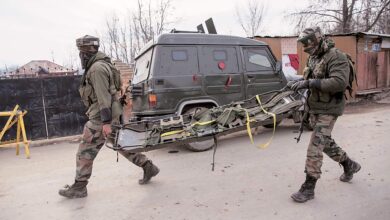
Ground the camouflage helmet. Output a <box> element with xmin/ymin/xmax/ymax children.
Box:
<box><xmin>76</xmin><ymin>35</ymin><xmax>99</xmax><ymax>53</ymax></box>
<box><xmin>297</xmin><ymin>27</ymin><xmax>323</xmax><ymax>55</ymax></box>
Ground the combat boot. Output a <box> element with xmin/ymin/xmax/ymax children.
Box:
<box><xmin>340</xmin><ymin>157</ymin><xmax>361</xmax><ymax>182</ymax></box>
<box><xmin>58</xmin><ymin>181</ymin><xmax>88</xmax><ymax>198</ymax></box>
<box><xmin>139</xmin><ymin>160</ymin><xmax>160</xmax><ymax>185</ymax></box>
<box><xmin>291</xmin><ymin>175</ymin><xmax>317</xmax><ymax>203</ymax></box>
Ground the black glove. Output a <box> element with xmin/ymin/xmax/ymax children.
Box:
<box><xmin>288</xmin><ymin>79</ymin><xmax>321</xmax><ymax>92</ymax></box>
<box><xmin>289</xmin><ymin>80</ymin><xmax>310</xmax><ymax>91</ymax></box>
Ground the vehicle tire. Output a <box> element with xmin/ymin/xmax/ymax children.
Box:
<box><xmin>182</xmin><ymin>106</ymin><xmax>215</xmax><ymax>152</ymax></box>
<box><xmin>184</xmin><ymin>138</ymin><xmax>215</xmax><ymax>152</ymax></box>
<box><xmin>262</xmin><ymin>120</ymin><xmax>281</xmax><ymax>128</ymax></box>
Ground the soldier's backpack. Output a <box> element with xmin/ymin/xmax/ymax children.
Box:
<box><xmin>323</xmin><ymin>50</ymin><xmax>357</xmax><ymax>98</ymax></box>
<box><xmin>106</xmin><ymin>62</ymin><xmax>122</xmax><ymax>92</ymax></box>
<box><xmin>345</xmin><ymin>53</ymin><xmax>357</xmax><ymax>97</ymax></box>
<box><xmin>96</xmin><ymin>59</ymin><xmax>123</xmax><ymax>92</ymax></box>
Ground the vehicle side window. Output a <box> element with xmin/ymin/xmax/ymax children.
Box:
<box><xmin>243</xmin><ymin>47</ymin><xmax>273</xmax><ymax>72</ymax></box>
<box><xmin>172</xmin><ymin>50</ymin><xmax>187</xmax><ymax>61</ymax></box>
<box><xmin>213</xmin><ymin>50</ymin><xmax>227</xmax><ymax>61</ymax></box>
<box><xmin>133</xmin><ymin>48</ymin><xmax>153</xmax><ymax>84</ymax></box>
<box><xmin>200</xmin><ymin>47</ymin><xmax>239</xmax><ymax>74</ymax></box>
<box><xmin>159</xmin><ymin>46</ymin><xmax>198</xmax><ymax>75</ymax></box>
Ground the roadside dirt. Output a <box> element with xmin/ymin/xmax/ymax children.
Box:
<box><xmin>344</xmin><ymin>99</ymin><xmax>390</xmax><ymax>114</ymax></box>
<box><xmin>2</xmin><ymin>104</ymin><xmax>390</xmax><ymax>220</ymax></box>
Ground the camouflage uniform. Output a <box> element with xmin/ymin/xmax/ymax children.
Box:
<box><xmin>76</xmin><ymin>51</ymin><xmax>149</xmax><ymax>182</ymax></box>
<box><xmin>305</xmin><ymin>114</ymin><xmax>346</xmax><ymax>179</ymax></box>
<box><xmin>59</xmin><ymin>35</ymin><xmax>159</xmax><ymax>199</ymax></box>
<box><xmin>290</xmin><ymin>27</ymin><xmax>361</xmax><ymax>203</ymax></box>
<box><xmin>76</xmin><ymin>120</ymin><xmax>149</xmax><ymax>182</ymax></box>
<box><xmin>303</xmin><ymin>39</ymin><xmax>350</xmax><ymax>179</ymax></box>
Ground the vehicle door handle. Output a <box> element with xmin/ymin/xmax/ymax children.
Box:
<box><xmin>192</xmin><ymin>74</ymin><xmax>198</xmax><ymax>81</ymax></box>
<box><xmin>156</xmin><ymin>79</ymin><xmax>164</xmax><ymax>85</ymax></box>
<box><xmin>247</xmin><ymin>75</ymin><xmax>255</xmax><ymax>82</ymax></box>
<box><xmin>225</xmin><ymin>76</ymin><xmax>232</xmax><ymax>89</ymax></box>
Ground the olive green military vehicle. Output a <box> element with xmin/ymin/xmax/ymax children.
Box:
<box><xmin>130</xmin><ymin>33</ymin><xmax>288</xmax><ymax>151</ymax></box>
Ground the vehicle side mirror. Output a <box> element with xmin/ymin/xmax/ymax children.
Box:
<box><xmin>275</xmin><ymin>61</ymin><xmax>282</xmax><ymax>73</ymax></box>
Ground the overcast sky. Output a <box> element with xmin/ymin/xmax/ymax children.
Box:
<box><xmin>0</xmin><ymin>0</ymin><xmax>308</xmax><ymax>68</ymax></box>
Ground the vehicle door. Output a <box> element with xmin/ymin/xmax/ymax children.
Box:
<box><xmin>131</xmin><ymin>48</ymin><xmax>154</xmax><ymax>115</ymax></box>
<box><xmin>152</xmin><ymin>46</ymin><xmax>202</xmax><ymax>113</ymax></box>
<box><xmin>200</xmin><ymin>46</ymin><xmax>244</xmax><ymax>105</ymax></box>
<box><xmin>242</xmin><ymin>46</ymin><xmax>285</xmax><ymax>100</ymax></box>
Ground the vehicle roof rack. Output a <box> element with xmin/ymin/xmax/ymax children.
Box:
<box><xmin>169</xmin><ymin>18</ymin><xmax>217</xmax><ymax>34</ymax></box>
<box><xmin>169</xmin><ymin>29</ymin><xmax>204</xmax><ymax>34</ymax></box>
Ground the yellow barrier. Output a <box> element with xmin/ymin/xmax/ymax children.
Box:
<box><xmin>0</xmin><ymin>105</ymin><xmax>30</xmax><ymax>158</ymax></box>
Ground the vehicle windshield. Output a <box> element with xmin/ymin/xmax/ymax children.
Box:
<box><xmin>132</xmin><ymin>48</ymin><xmax>153</xmax><ymax>84</ymax></box>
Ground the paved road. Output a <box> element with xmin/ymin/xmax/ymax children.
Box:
<box><xmin>1</xmin><ymin>106</ymin><xmax>390</xmax><ymax>220</ymax></box>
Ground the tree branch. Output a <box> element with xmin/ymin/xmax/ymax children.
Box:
<box><xmin>365</xmin><ymin>0</ymin><xmax>390</xmax><ymax>31</ymax></box>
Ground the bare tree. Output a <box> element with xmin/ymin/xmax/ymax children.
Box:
<box><xmin>105</xmin><ymin>13</ymin><xmax>121</xmax><ymax>60</ymax></box>
<box><xmin>132</xmin><ymin>0</ymin><xmax>173</xmax><ymax>43</ymax></box>
<box><xmin>290</xmin><ymin>0</ymin><xmax>390</xmax><ymax>33</ymax></box>
<box><xmin>62</xmin><ymin>47</ymin><xmax>80</xmax><ymax>72</ymax></box>
<box><xmin>134</xmin><ymin>0</ymin><xmax>153</xmax><ymax>43</ymax></box>
<box><xmin>374</xmin><ymin>2</ymin><xmax>390</xmax><ymax>33</ymax></box>
<box><xmin>99</xmin><ymin>0</ymin><xmax>175</xmax><ymax>65</ymax></box>
<box><xmin>119</xmin><ymin>24</ymin><xmax>129</xmax><ymax>64</ymax></box>
<box><xmin>235</xmin><ymin>0</ymin><xmax>267</xmax><ymax>37</ymax></box>
<box><xmin>366</xmin><ymin>0</ymin><xmax>390</xmax><ymax>33</ymax></box>
<box><xmin>155</xmin><ymin>0</ymin><xmax>173</xmax><ymax>35</ymax></box>
<box><xmin>130</xmin><ymin>12</ymin><xmax>142</xmax><ymax>63</ymax></box>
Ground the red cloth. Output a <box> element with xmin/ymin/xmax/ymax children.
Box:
<box><xmin>288</xmin><ymin>54</ymin><xmax>299</xmax><ymax>71</ymax></box>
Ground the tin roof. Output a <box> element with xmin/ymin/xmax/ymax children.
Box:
<box><xmin>14</xmin><ymin>60</ymin><xmax>77</xmax><ymax>75</ymax></box>
<box><xmin>253</xmin><ymin>32</ymin><xmax>390</xmax><ymax>39</ymax></box>
<box><xmin>330</xmin><ymin>32</ymin><xmax>390</xmax><ymax>37</ymax></box>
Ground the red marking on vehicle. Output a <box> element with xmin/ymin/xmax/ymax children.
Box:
<box><xmin>225</xmin><ymin>76</ymin><xmax>232</xmax><ymax>89</ymax></box>
<box><xmin>218</xmin><ymin>61</ymin><xmax>225</xmax><ymax>70</ymax></box>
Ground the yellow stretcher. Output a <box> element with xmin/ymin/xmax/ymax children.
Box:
<box><xmin>0</xmin><ymin>105</ymin><xmax>30</xmax><ymax>158</ymax></box>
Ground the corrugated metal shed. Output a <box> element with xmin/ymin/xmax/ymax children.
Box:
<box><xmin>253</xmin><ymin>32</ymin><xmax>390</xmax><ymax>94</ymax></box>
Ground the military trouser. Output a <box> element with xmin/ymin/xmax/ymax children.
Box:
<box><xmin>75</xmin><ymin>119</ymin><xmax>149</xmax><ymax>182</ymax></box>
<box><xmin>305</xmin><ymin>114</ymin><xmax>347</xmax><ymax>179</ymax></box>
